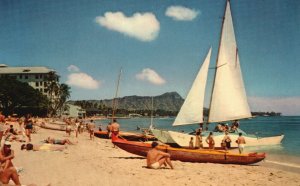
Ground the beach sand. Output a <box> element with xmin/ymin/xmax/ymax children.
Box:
<box><xmin>7</xmin><ymin>126</ymin><xmax>300</xmax><ymax>186</ymax></box>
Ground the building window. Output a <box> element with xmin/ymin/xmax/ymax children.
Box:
<box><xmin>19</xmin><ymin>75</ymin><xmax>22</xmax><ymax>79</ymax></box>
<box><xmin>25</xmin><ymin>75</ymin><xmax>28</xmax><ymax>79</ymax></box>
<box><xmin>35</xmin><ymin>82</ymin><xmax>39</xmax><ymax>87</ymax></box>
<box><xmin>44</xmin><ymin>82</ymin><xmax>47</xmax><ymax>87</ymax></box>
<box><xmin>40</xmin><ymin>82</ymin><xmax>43</xmax><ymax>86</ymax></box>
<box><xmin>35</xmin><ymin>75</ymin><xmax>39</xmax><ymax>79</ymax></box>
<box><xmin>44</xmin><ymin>89</ymin><xmax>48</xmax><ymax>93</ymax></box>
<box><xmin>40</xmin><ymin>74</ymin><xmax>43</xmax><ymax>79</ymax></box>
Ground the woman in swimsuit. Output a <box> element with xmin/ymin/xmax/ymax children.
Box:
<box><xmin>24</xmin><ymin>114</ymin><xmax>33</xmax><ymax>142</ymax></box>
<box><xmin>205</xmin><ymin>132</ymin><xmax>215</xmax><ymax>149</ymax></box>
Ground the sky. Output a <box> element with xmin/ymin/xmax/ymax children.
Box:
<box><xmin>0</xmin><ymin>0</ymin><xmax>299</xmax><ymax>115</ymax></box>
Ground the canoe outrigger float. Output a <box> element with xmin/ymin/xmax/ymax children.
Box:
<box><xmin>112</xmin><ymin>138</ymin><xmax>266</xmax><ymax>165</ymax></box>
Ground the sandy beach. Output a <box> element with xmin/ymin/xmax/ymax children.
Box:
<box><xmin>6</xmin><ymin>126</ymin><xmax>299</xmax><ymax>186</ymax></box>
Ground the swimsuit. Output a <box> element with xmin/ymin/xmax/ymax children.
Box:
<box><xmin>150</xmin><ymin>162</ymin><xmax>160</xmax><ymax>169</ymax></box>
<box><xmin>238</xmin><ymin>144</ymin><xmax>245</xmax><ymax>152</ymax></box>
<box><xmin>54</xmin><ymin>140</ymin><xmax>62</xmax><ymax>144</ymax></box>
<box><xmin>25</xmin><ymin>123</ymin><xmax>33</xmax><ymax>130</ymax></box>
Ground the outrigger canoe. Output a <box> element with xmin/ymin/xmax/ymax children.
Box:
<box><xmin>94</xmin><ymin>131</ymin><xmax>156</xmax><ymax>142</ymax></box>
<box><xmin>112</xmin><ymin>138</ymin><xmax>266</xmax><ymax>165</ymax></box>
<box><xmin>38</xmin><ymin>122</ymin><xmax>69</xmax><ymax>131</ymax></box>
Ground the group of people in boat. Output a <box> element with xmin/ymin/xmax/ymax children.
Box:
<box><xmin>187</xmin><ymin>121</ymin><xmax>246</xmax><ymax>154</ymax></box>
<box><xmin>214</xmin><ymin>120</ymin><xmax>240</xmax><ymax>133</ymax></box>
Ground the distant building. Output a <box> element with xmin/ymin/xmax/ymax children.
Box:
<box><xmin>63</xmin><ymin>104</ymin><xmax>86</xmax><ymax>118</ymax></box>
<box><xmin>0</xmin><ymin>64</ymin><xmax>58</xmax><ymax>97</ymax></box>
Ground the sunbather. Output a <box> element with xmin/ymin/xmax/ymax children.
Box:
<box><xmin>45</xmin><ymin>137</ymin><xmax>74</xmax><ymax>145</ymax></box>
<box><xmin>21</xmin><ymin>143</ymin><xmax>67</xmax><ymax>151</ymax></box>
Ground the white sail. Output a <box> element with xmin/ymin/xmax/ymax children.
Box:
<box><xmin>208</xmin><ymin>1</ymin><xmax>251</xmax><ymax>123</ymax></box>
<box><xmin>173</xmin><ymin>48</ymin><xmax>212</xmax><ymax>126</ymax></box>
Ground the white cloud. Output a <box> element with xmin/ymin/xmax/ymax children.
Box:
<box><xmin>66</xmin><ymin>73</ymin><xmax>100</xmax><ymax>89</ymax></box>
<box><xmin>165</xmin><ymin>6</ymin><xmax>199</xmax><ymax>21</ymax></box>
<box><xmin>136</xmin><ymin>68</ymin><xmax>166</xmax><ymax>85</ymax></box>
<box><xmin>249</xmin><ymin>96</ymin><xmax>300</xmax><ymax>116</ymax></box>
<box><xmin>95</xmin><ymin>12</ymin><xmax>160</xmax><ymax>42</ymax></box>
<box><xmin>67</xmin><ymin>65</ymin><xmax>80</xmax><ymax>72</ymax></box>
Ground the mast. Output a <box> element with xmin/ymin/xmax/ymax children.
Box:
<box><xmin>207</xmin><ymin>0</ymin><xmax>228</xmax><ymax>124</ymax></box>
<box><xmin>112</xmin><ymin>67</ymin><xmax>122</xmax><ymax>122</ymax></box>
<box><xmin>150</xmin><ymin>97</ymin><xmax>154</xmax><ymax>128</ymax></box>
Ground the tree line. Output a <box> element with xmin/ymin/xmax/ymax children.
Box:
<box><xmin>0</xmin><ymin>75</ymin><xmax>70</xmax><ymax>117</ymax></box>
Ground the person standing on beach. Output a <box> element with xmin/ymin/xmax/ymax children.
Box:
<box><xmin>236</xmin><ymin>133</ymin><xmax>246</xmax><ymax>154</ymax></box>
<box><xmin>0</xmin><ymin>112</ymin><xmax>5</xmax><ymax>146</ymax></box>
<box><xmin>195</xmin><ymin>129</ymin><xmax>203</xmax><ymax>149</ymax></box>
<box><xmin>147</xmin><ymin>142</ymin><xmax>174</xmax><ymax>169</ymax></box>
<box><xmin>24</xmin><ymin>114</ymin><xmax>33</xmax><ymax>142</ymax></box>
<box><xmin>110</xmin><ymin>119</ymin><xmax>120</xmax><ymax>140</ymax></box>
<box><xmin>189</xmin><ymin>137</ymin><xmax>194</xmax><ymax>149</ymax></box>
<box><xmin>222</xmin><ymin>131</ymin><xmax>232</xmax><ymax>150</ymax></box>
<box><xmin>65</xmin><ymin>118</ymin><xmax>72</xmax><ymax>137</ymax></box>
<box><xmin>88</xmin><ymin>120</ymin><xmax>95</xmax><ymax>140</ymax></box>
<box><xmin>206</xmin><ymin>132</ymin><xmax>215</xmax><ymax>149</ymax></box>
<box><xmin>106</xmin><ymin>122</ymin><xmax>112</xmax><ymax>139</ymax></box>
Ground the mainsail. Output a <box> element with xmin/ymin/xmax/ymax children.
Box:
<box><xmin>208</xmin><ymin>1</ymin><xmax>251</xmax><ymax>123</ymax></box>
<box><xmin>173</xmin><ymin>0</ymin><xmax>251</xmax><ymax>126</ymax></box>
<box><xmin>173</xmin><ymin>48</ymin><xmax>212</xmax><ymax>126</ymax></box>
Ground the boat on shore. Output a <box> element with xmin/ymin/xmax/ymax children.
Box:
<box><xmin>112</xmin><ymin>138</ymin><xmax>265</xmax><ymax>165</ymax></box>
<box><xmin>94</xmin><ymin>130</ymin><xmax>156</xmax><ymax>142</ymax></box>
<box><xmin>37</xmin><ymin>122</ymin><xmax>69</xmax><ymax>131</ymax></box>
<box><xmin>163</xmin><ymin>0</ymin><xmax>283</xmax><ymax>148</ymax></box>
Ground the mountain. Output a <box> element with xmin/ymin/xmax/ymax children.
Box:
<box><xmin>68</xmin><ymin>92</ymin><xmax>184</xmax><ymax>112</ymax></box>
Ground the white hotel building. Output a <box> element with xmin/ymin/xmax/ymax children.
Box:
<box><xmin>0</xmin><ymin>64</ymin><xmax>58</xmax><ymax>96</ymax></box>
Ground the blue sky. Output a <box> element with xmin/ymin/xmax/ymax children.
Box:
<box><xmin>0</xmin><ymin>0</ymin><xmax>299</xmax><ymax>115</ymax></box>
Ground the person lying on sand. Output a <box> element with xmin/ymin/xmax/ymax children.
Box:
<box><xmin>147</xmin><ymin>142</ymin><xmax>174</xmax><ymax>170</ymax></box>
<box><xmin>21</xmin><ymin>143</ymin><xmax>67</xmax><ymax>151</ymax></box>
<box><xmin>45</xmin><ymin>137</ymin><xmax>74</xmax><ymax>145</ymax></box>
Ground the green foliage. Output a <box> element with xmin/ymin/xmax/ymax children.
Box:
<box><xmin>0</xmin><ymin>76</ymin><xmax>48</xmax><ymax>116</ymax></box>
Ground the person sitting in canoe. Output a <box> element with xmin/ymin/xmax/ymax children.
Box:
<box><xmin>146</xmin><ymin>142</ymin><xmax>174</xmax><ymax>169</ymax></box>
<box><xmin>230</xmin><ymin>120</ymin><xmax>240</xmax><ymax>132</ymax></box>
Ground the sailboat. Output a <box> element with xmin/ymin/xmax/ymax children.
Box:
<box><xmin>168</xmin><ymin>0</ymin><xmax>284</xmax><ymax>148</ymax></box>
<box><xmin>113</xmin><ymin>0</ymin><xmax>266</xmax><ymax>165</ymax></box>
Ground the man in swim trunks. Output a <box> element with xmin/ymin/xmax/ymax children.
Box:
<box><xmin>236</xmin><ymin>132</ymin><xmax>246</xmax><ymax>154</ymax></box>
<box><xmin>146</xmin><ymin>142</ymin><xmax>174</xmax><ymax>170</ymax></box>
<box><xmin>110</xmin><ymin>119</ymin><xmax>120</xmax><ymax>140</ymax></box>
<box><xmin>88</xmin><ymin>120</ymin><xmax>95</xmax><ymax>140</ymax></box>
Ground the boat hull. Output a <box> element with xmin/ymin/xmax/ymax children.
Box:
<box><xmin>168</xmin><ymin>131</ymin><xmax>284</xmax><ymax>148</ymax></box>
<box><xmin>112</xmin><ymin>138</ymin><xmax>265</xmax><ymax>165</ymax></box>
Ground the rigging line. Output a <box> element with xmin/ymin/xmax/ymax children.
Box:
<box><xmin>235</xmin><ymin>47</ymin><xmax>238</xmax><ymax>67</ymax></box>
<box><xmin>112</xmin><ymin>67</ymin><xmax>122</xmax><ymax>121</ymax></box>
